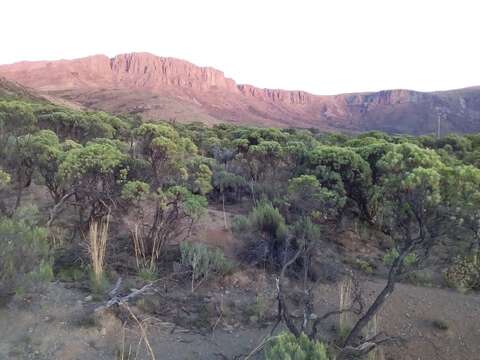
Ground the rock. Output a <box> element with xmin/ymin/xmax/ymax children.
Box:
<box><xmin>3</xmin><ymin>53</ymin><xmax>479</xmax><ymax>134</ymax></box>
<box><xmin>84</xmin><ymin>295</ymin><xmax>93</xmax><ymax>302</ymax></box>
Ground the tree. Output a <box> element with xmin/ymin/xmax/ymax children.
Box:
<box><xmin>122</xmin><ymin>183</ymin><xmax>207</xmax><ymax>273</ymax></box>
<box><xmin>236</xmin><ymin>140</ymin><xmax>284</xmax><ymax>202</ymax></box>
<box><xmin>287</xmin><ymin>175</ymin><xmax>345</xmax><ymax>220</ymax></box>
<box><xmin>134</xmin><ymin>123</ymin><xmax>197</xmax><ymax>189</ymax></box>
<box><xmin>213</xmin><ymin>168</ymin><xmax>246</xmax><ymax>228</ymax></box>
<box><xmin>307</xmin><ymin>145</ymin><xmax>375</xmax><ymax>222</ymax></box>
<box><xmin>59</xmin><ymin>141</ymin><xmax>127</xmax><ymax>223</ymax></box>
<box><xmin>343</xmin><ymin>143</ymin><xmax>450</xmax><ymax>346</ymax></box>
<box><xmin>0</xmin><ymin>100</ymin><xmax>36</xmax><ymax>149</ymax></box>
<box><xmin>442</xmin><ymin>164</ymin><xmax>480</xmax><ymax>262</ymax></box>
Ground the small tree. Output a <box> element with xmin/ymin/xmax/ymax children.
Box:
<box><xmin>59</xmin><ymin>141</ymin><xmax>126</xmax><ymax>223</ymax></box>
<box><xmin>123</xmin><ymin>183</ymin><xmax>207</xmax><ymax>275</ymax></box>
<box><xmin>343</xmin><ymin>143</ymin><xmax>451</xmax><ymax>346</ymax></box>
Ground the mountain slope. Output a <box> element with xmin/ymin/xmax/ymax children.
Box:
<box><xmin>1</xmin><ymin>52</ymin><xmax>480</xmax><ymax>134</ymax></box>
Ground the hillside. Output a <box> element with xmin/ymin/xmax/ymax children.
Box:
<box><xmin>1</xmin><ymin>52</ymin><xmax>480</xmax><ymax>134</ymax></box>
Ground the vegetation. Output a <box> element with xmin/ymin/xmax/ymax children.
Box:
<box><xmin>1</xmin><ymin>96</ymin><xmax>480</xmax><ymax>356</ymax></box>
<box><xmin>180</xmin><ymin>242</ymin><xmax>232</xmax><ymax>292</ymax></box>
<box><xmin>265</xmin><ymin>332</ymin><xmax>330</xmax><ymax>360</ymax></box>
<box><xmin>0</xmin><ymin>206</ymin><xmax>53</xmax><ymax>294</ymax></box>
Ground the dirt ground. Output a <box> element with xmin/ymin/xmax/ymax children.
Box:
<box><xmin>0</xmin><ymin>276</ymin><xmax>478</xmax><ymax>360</ymax></box>
<box><xmin>1</xmin><ymin>207</ymin><xmax>479</xmax><ymax>360</ymax></box>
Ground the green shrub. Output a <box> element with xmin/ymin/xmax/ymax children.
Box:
<box><xmin>0</xmin><ymin>208</ymin><xmax>53</xmax><ymax>294</ymax></box>
<box><xmin>354</xmin><ymin>258</ymin><xmax>374</xmax><ymax>274</ymax></box>
<box><xmin>265</xmin><ymin>332</ymin><xmax>331</xmax><ymax>360</ymax></box>
<box><xmin>383</xmin><ymin>248</ymin><xmax>416</xmax><ymax>267</ymax></box>
<box><xmin>444</xmin><ymin>256</ymin><xmax>480</xmax><ymax>291</ymax></box>
<box><xmin>233</xmin><ymin>201</ymin><xmax>289</xmax><ymax>268</ymax></box>
<box><xmin>180</xmin><ymin>242</ymin><xmax>233</xmax><ymax>292</ymax></box>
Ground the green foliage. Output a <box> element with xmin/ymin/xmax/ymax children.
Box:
<box><xmin>265</xmin><ymin>332</ymin><xmax>330</xmax><ymax>360</ymax></box>
<box><xmin>60</xmin><ymin>142</ymin><xmax>125</xmax><ymax>179</ymax></box>
<box><xmin>248</xmin><ymin>201</ymin><xmax>288</xmax><ymax>241</ymax></box>
<box><xmin>121</xmin><ymin>181</ymin><xmax>150</xmax><ymax>202</ymax></box>
<box><xmin>288</xmin><ymin>175</ymin><xmax>345</xmax><ymax>218</ymax></box>
<box><xmin>0</xmin><ymin>169</ymin><xmax>10</xmax><ymax>187</ymax></box>
<box><xmin>0</xmin><ymin>207</ymin><xmax>53</xmax><ymax>293</ymax></box>
<box><xmin>162</xmin><ymin>185</ymin><xmax>208</xmax><ymax>219</ymax></box>
<box><xmin>383</xmin><ymin>249</ymin><xmax>417</xmax><ymax>268</ymax></box>
<box><xmin>180</xmin><ymin>242</ymin><xmax>233</xmax><ymax>291</ymax></box>
<box><xmin>3</xmin><ymin>94</ymin><xmax>480</xmax><ymax>302</ymax></box>
<box><xmin>0</xmin><ymin>100</ymin><xmax>37</xmax><ymax>139</ymax></box>
<box><xmin>444</xmin><ymin>256</ymin><xmax>480</xmax><ymax>291</ymax></box>
<box><xmin>355</xmin><ymin>258</ymin><xmax>375</xmax><ymax>274</ymax></box>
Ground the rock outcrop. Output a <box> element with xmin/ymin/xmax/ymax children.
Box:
<box><xmin>1</xmin><ymin>52</ymin><xmax>480</xmax><ymax>134</ymax></box>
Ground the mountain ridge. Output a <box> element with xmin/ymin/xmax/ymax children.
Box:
<box><xmin>1</xmin><ymin>52</ymin><xmax>480</xmax><ymax>134</ymax></box>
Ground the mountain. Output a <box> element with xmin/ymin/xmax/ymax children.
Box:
<box><xmin>1</xmin><ymin>52</ymin><xmax>480</xmax><ymax>134</ymax></box>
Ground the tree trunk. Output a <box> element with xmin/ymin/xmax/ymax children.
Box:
<box><xmin>344</xmin><ymin>251</ymin><xmax>407</xmax><ymax>346</ymax></box>
<box><xmin>343</xmin><ymin>275</ymin><xmax>396</xmax><ymax>346</ymax></box>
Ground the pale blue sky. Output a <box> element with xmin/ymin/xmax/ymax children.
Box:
<box><xmin>2</xmin><ymin>0</ymin><xmax>479</xmax><ymax>94</ymax></box>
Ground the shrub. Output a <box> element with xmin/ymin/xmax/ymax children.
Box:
<box><xmin>233</xmin><ymin>201</ymin><xmax>288</xmax><ymax>268</ymax></box>
<box><xmin>265</xmin><ymin>332</ymin><xmax>331</xmax><ymax>360</ymax></box>
<box><xmin>354</xmin><ymin>258</ymin><xmax>374</xmax><ymax>274</ymax></box>
<box><xmin>383</xmin><ymin>248</ymin><xmax>416</xmax><ymax>267</ymax></box>
<box><xmin>0</xmin><ymin>207</ymin><xmax>53</xmax><ymax>294</ymax></box>
<box><xmin>180</xmin><ymin>242</ymin><xmax>233</xmax><ymax>292</ymax></box>
<box><xmin>443</xmin><ymin>256</ymin><xmax>480</xmax><ymax>291</ymax></box>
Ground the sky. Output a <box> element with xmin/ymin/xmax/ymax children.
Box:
<box><xmin>1</xmin><ymin>0</ymin><xmax>479</xmax><ymax>95</ymax></box>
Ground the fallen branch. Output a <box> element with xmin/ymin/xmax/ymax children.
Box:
<box><xmin>95</xmin><ymin>282</ymin><xmax>154</xmax><ymax>312</ymax></box>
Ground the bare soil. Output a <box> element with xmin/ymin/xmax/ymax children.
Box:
<box><xmin>1</xmin><ymin>207</ymin><xmax>479</xmax><ymax>360</ymax></box>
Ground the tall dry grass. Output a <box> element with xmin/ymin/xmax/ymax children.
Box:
<box><xmin>88</xmin><ymin>215</ymin><xmax>110</xmax><ymax>287</ymax></box>
<box><xmin>130</xmin><ymin>223</ymin><xmax>158</xmax><ymax>276</ymax></box>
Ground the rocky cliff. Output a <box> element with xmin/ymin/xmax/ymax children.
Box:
<box><xmin>1</xmin><ymin>52</ymin><xmax>480</xmax><ymax>134</ymax></box>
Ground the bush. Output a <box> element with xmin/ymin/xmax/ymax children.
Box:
<box><xmin>233</xmin><ymin>201</ymin><xmax>289</xmax><ymax>268</ymax></box>
<box><xmin>383</xmin><ymin>248</ymin><xmax>416</xmax><ymax>268</ymax></box>
<box><xmin>444</xmin><ymin>256</ymin><xmax>480</xmax><ymax>291</ymax></box>
<box><xmin>354</xmin><ymin>258</ymin><xmax>374</xmax><ymax>274</ymax></box>
<box><xmin>0</xmin><ymin>207</ymin><xmax>53</xmax><ymax>294</ymax></box>
<box><xmin>265</xmin><ymin>332</ymin><xmax>331</xmax><ymax>360</ymax></box>
<box><xmin>180</xmin><ymin>242</ymin><xmax>233</xmax><ymax>292</ymax></box>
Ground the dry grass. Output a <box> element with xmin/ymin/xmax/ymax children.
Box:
<box><xmin>88</xmin><ymin>215</ymin><xmax>110</xmax><ymax>287</ymax></box>
<box><xmin>130</xmin><ymin>223</ymin><xmax>158</xmax><ymax>276</ymax></box>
